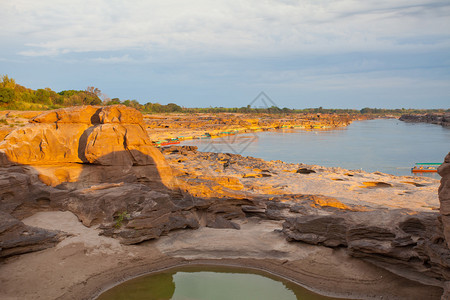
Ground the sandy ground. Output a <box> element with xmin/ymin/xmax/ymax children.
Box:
<box><xmin>0</xmin><ymin>211</ymin><xmax>443</xmax><ymax>300</ymax></box>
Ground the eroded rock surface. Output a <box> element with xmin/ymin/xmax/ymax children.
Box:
<box><xmin>0</xmin><ymin>107</ymin><xmax>262</xmax><ymax>253</ymax></box>
<box><xmin>438</xmin><ymin>152</ymin><xmax>450</xmax><ymax>248</ymax></box>
<box><xmin>0</xmin><ymin>109</ymin><xmax>448</xmax><ymax>298</ymax></box>
<box><xmin>400</xmin><ymin>113</ymin><xmax>450</xmax><ymax>127</ymax></box>
<box><xmin>282</xmin><ymin>209</ymin><xmax>450</xmax><ymax>286</ymax></box>
<box><xmin>0</xmin><ymin>211</ymin><xmax>65</xmax><ymax>258</ymax></box>
<box><xmin>0</xmin><ymin>106</ymin><xmax>181</xmax><ymax>254</ymax></box>
<box><xmin>0</xmin><ymin>105</ymin><xmax>172</xmax><ymax>187</ymax></box>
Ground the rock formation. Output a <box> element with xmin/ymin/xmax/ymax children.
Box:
<box><xmin>0</xmin><ymin>211</ymin><xmax>65</xmax><ymax>258</ymax></box>
<box><xmin>400</xmin><ymin>113</ymin><xmax>450</xmax><ymax>127</ymax></box>
<box><xmin>279</xmin><ymin>152</ymin><xmax>450</xmax><ymax>295</ymax></box>
<box><xmin>1</xmin><ymin>107</ymin><xmax>449</xmax><ymax>298</ymax></box>
<box><xmin>0</xmin><ymin>105</ymin><xmax>173</xmax><ymax>187</ymax></box>
<box><xmin>438</xmin><ymin>152</ymin><xmax>450</xmax><ymax>248</ymax></box>
<box><xmin>0</xmin><ymin>106</ymin><xmax>260</xmax><ymax>254</ymax></box>
<box><xmin>282</xmin><ymin>209</ymin><xmax>450</xmax><ymax>286</ymax></box>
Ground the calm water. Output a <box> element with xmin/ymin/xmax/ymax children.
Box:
<box><xmin>97</xmin><ymin>266</ymin><xmax>342</xmax><ymax>300</ymax></box>
<box><xmin>182</xmin><ymin>119</ymin><xmax>450</xmax><ymax>176</ymax></box>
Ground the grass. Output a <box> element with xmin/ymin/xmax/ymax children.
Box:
<box><xmin>114</xmin><ymin>211</ymin><xmax>131</xmax><ymax>229</ymax></box>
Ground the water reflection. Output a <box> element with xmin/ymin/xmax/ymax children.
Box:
<box><xmin>97</xmin><ymin>266</ymin><xmax>343</xmax><ymax>300</ymax></box>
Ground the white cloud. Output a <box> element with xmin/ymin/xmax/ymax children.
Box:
<box><xmin>91</xmin><ymin>54</ymin><xmax>133</xmax><ymax>63</ymax></box>
<box><xmin>1</xmin><ymin>0</ymin><xmax>449</xmax><ymax>58</ymax></box>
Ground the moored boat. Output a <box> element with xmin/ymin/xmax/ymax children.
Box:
<box><xmin>411</xmin><ymin>163</ymin><xmax>440</xmax><ymax>173</ymax></box>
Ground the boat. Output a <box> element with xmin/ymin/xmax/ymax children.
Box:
<box><xmin>152</xmin><ymin>138</ymin><xmax>181</xmax><ymax>147</ymax></box>
<box><xmin>411</xmin><ymin>163</ymin><xmax>440</xmax><ymax>173</ymax></box>
<box><xmin>159</xmin><ymin>141</ymin><xmax>180</xmax><ymax>146</ymax></box>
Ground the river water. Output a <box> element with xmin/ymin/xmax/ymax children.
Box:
<box><xmin>97</xmin><ymin>265</ymin><xmax>342</xmax><ymax>300</ymax></box>
<box><xmin>182</xmin><ymin>119</ymin><xmax>450</xmax><ymax>177</ymax></box>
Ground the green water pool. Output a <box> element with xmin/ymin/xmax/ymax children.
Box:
<box><xmin>96</xmin><ymin>265</ymin><xmax>345</xmax><ymax>300</ymax></box>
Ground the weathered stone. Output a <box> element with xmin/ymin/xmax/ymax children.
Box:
<box><xmin>30</xmin><ymin>106</ymin><xmax>101</xmax><ymax>124</ymax></box>
<box><xmin>400</xmin><ymin>113</ymin><xmax>450</xmax><ymax>127</ymax></box>
<box><xmin>282</xmin><ymin>209</ymin><xmax>450</xmax><ymax>284</ymax></box>
<box><xmin>0</xmin><ymin>105</ymin><xmax>174</xmax><ymax>188</ymax></box>
<box><xmin>0</xmin><ymin>211</ymin><xmax>65</xmax><ymax>258</ymax></box>
<box><xmin>296</xmin><ymin>168</ymin><xmax>316</xmax><ymax>174</ymax></box>
<box><xmin>0</xmin><ymin>123</ymin><xmax>89</xmax><ymax>165</ymax></box>
<box><xmin>438</xmin><ymin>152</ymin><xmax>450</xmax><ymax>248</ymax></box>
<box><xmin>160</xmin><ymin>145</ymin><xmax>198</xmax><ymax>154</ymax></box>
<box><xmin>283</xmin><ymin>215</ymin><xmax>348</xmax><ymax>247</ymax></box>
<box><xmin>98</xmin><ymin>105</ymin><xmax>143</xmax><ymax>124</ymax></box>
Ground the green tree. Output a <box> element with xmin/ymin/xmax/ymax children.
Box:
<box><xmin>166</xmin><ymin>103</ymin><xmax>182</xmax><ymax>112</ymax></box>
<box><xmin>106</xmin><ymin>98</ymin><xmax>122</xmax><ymax>105</ymax></box>
<box><xmin>34</xmin><ymin>89</ymin><xmax>52</xmax><ymax>105</ymax></box>
<box><xmin>0</xmin><ymin>75</ymin><xmax>16</xmax><ymax>89</ymax></box>
<box><xmin>0</xmin><ymin>88</ymin><xmax>15</xmax><ymax>104</ymax></box>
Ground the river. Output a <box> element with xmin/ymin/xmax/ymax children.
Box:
<box><xmin>182</xmin><ymin>119</ymin><xmax>450</xmax><ymax>177</ymax></box>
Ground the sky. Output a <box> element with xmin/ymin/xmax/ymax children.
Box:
<box><xmin>1</xmin><ymin>0</ymin><xmax>449</xmax><ymax>109</ymax></box>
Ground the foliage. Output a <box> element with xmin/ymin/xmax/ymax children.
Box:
<box><xmin>0</xmin><ymin>75</ymin><xmax>447</xmax><ymax>116</ymax></box>
<box><xmin>0</xmin><ymin>88</ymin><xmax>15</xmax><ymax>103</ymax></box>
<box><xmin>114</xmin><ymin>211</ymin><xmax>131</xmax><ymax>229</ymax></box>
<box><xmin>0</xmin><ymin>75</ymin><xmax>102</xmax><ymax>110</ymax></box>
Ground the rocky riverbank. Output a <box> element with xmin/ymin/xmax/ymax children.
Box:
<box><xmin>144</xmin><ymin>112</ymin><xmax>356</xmax><ymax>143</ymax></box>
<box><xmin>0</xmin><ymin>105</ymin><xmax>449</xmax><ymax>299</ymax></box>
<box><xmin>400</xmin><ymin>113</ymin><xmax>450</xmax><ymax>127</ymax></box>
<box><xmin>0</xmin><ymin>109</ymin><xmax>358</xmax><ymax>145</ymax></box>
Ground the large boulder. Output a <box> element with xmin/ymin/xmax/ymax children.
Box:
<box><xmin>438</xmin><ymin>152</ymin><xmax>450</xmax><ymax>248</ymax></box>
<box><xmin>0</xmin><ymin>105</ymin><xmax>173</xmax><ymax>187</ymax></box>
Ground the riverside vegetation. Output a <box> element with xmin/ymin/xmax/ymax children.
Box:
<box><xmin>1</xmin><ymin>75</ymin><xmax>448</xmax><ymax>116</ymax></box>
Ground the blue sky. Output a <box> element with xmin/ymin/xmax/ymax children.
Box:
<box><xmin>1</xmin><ymin>0</ymin><xmax>449</xmax><ymax>109</ymax></box>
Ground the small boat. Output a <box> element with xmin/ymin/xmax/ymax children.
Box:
<box><xmin>157</xmin><ymin>141</ymin><xmax>180</xmax><ymax>147</ymax></box>
<box><xmin>411</xmin><ymin>163</ymin><xmax>440</xmax><ymax>173</ymax></box>
<box><xmin>153</xmin><ymin>139</ymin><xmax>181</xmax><ymax>147</ymax></box>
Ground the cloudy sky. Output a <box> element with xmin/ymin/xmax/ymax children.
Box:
<box><xmin>1</xmin><ymin>0</ymin><xmax>449</xmax><ymax>109</ymax></box>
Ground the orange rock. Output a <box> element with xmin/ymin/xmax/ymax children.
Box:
<box><xmin>0</xmin><ymin>123</ymin><xmax>89</xmax><ymax>165</ymax></box>
<box><xmin>99</xmin><ymin>105</ymin><xmax>143</xmax><ymax>124</ymax></box>
<box><xmin>31</xmin><ymin>106</ymin><xmax>101</xmax><ymax>124</ymax></box>
<box><xmin>0</xmin><ymin>105</ymin><xmax>173</xmax><ymax>188</ymax></box>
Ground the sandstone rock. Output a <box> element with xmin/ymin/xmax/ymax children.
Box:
<box><xmin>0</xmin><ymin>105</ymin><xmax>173</xmax><ymax>187</ymax></box>
<box><xmin>160</xmin><ymin>145</ymin><xmax>198</xmax><ymax>154</ymax></box>
<box><xmin>0</xmin><ymin>123</ymin><xmax>89</xmax><ymax>165</ymax></box>
<box><xmin>296</xmin><ymin>168</ymin><xmax>316</xmax><ymax>174</ymax></box>
<box><xmin>282</xmin><ymin>209</ymin><xmax>450</xmax><ymax>285</ymax></box>
<box><xmin>0</xmin><ymin>128</ymin><xmax>14</xmax><ymax>140</ymax></box>
<box><xmin>97</xmin><ymin>192</ymin><xmax>256</xmax><ymax>244</ymax></box>
<box><xmin>438</xmin><ymin>152</ymin><xmax>450</xmax><ymax>248</ymax></box>
<box><xmin>284</xmin><ymin>215</ymin><xmax>348</xmax><ymax>247</ymax></box>
<box><xmin>99</xmin><ymin>105</ymin><xmax>144</xmax><ymax>124</ymax></box>
<box><xmin>84</xmin><ymin>124</ymin><xmax>168</xmax><ymax>168</ymax></box>
<box><xmin>0</xmin><ymin>211</ymin><xmax>65</xmax><ymax>258</ymax></box>
<box><xmin>31</xmin><ymin>106</ymin><xmax>101</xmax><ymax>124</ymax></box>
<box><xmin>0</xmin><ymin>169</ymin><xmax>33</xmax><ymax>214</ymax></box>
<box><xmin>176</xmin><ymin>177</ymin><xmax>247</xmax><ymax>199</ymax></box>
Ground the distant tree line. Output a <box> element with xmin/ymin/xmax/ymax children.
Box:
<box><xmin>0</xmin><ymin>75</ymin><xmax>102</xmax><ymax>110</ymax></box>
<box><xmin>104</xmin><ymin>98</ymin><xmax>183</xmax><ymax>113</ymax></box>
<box><xmin>0</xmin><ymin>75</ymin><xmax>183</xmax><ymax>113</ymax></box>
<box><xmin>1</xmin><ymin>75</ymin><xmax>448</xmax><ymax>115</ymax></box>
<box><xmin>181</xmin><ymin>106</ymin><xmax>448</xmax><ymax>116</ymax></box>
